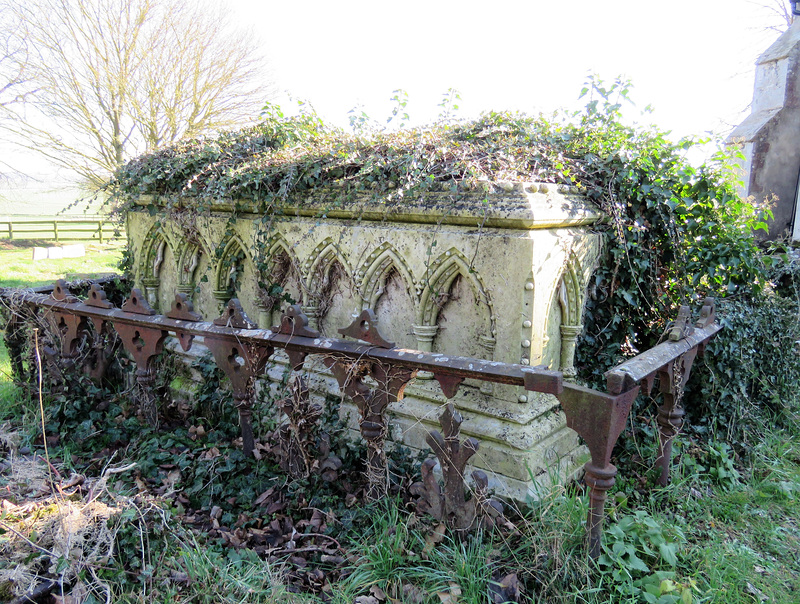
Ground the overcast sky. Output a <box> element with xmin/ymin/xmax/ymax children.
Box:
<box><xmin>230</xmin><ymin>0</ymin><xmax>787</xmax><ymax>140</ymax></box>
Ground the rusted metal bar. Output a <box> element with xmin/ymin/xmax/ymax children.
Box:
<box><xmin>8</xmin><ymin>289</ymin><xmax>562</xmax><ymax>391</ymax></box>
<box><xmin>604</xmin><ymin>299</ymin><xmax>721</xmax><ymax>395</ymax></box>
<box><xmin>559</xmin><ymin>297</ymin><xmax>721</xmax><ymax>557</ymax></box>
<box><xmin>204</xmin><ymin>300</ymin><xmax>273</xmax><ymax>457</ymax></box>
<box><xmin>2</xmin><ymin>283</ymin><xmax>722</xmax><ymax>559</ymax></box>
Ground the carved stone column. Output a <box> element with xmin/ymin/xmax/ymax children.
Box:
<box><xmin>560</xmin><ymin>324</ymin><xmax>583</xmax><ymax>381</ymax></box>
<box><xmin>256</xmin><ymin>299</ymin><xmax>272</xmax><ymax>329</ymax></box>
<box><xmin>142</xmin><ymin>278</ymin><xmax>160</xmax><ymax>310</ymax></box>
<box><xmin>413</xmin><ymin>324</ymin><xmax>438</xmax><ymax>379</ymax></box>
<box><xmin>212</xmin><ymin>289</ymin><xmax>229</xmax><ymax>313</ymax></box>
<box><xmin>478</xmin><ymin>335</ymin><xmax>496</xmax><ymax>394</ymax></box>
<box><xmin>302</xmin><ymin>305</ymin><xmax>320</xmax><ymax>331</ymax></box>
<box><xmin>176</xmin><ymin>284</ymin><xmax>194</xmax><ymax>298</ymax></box>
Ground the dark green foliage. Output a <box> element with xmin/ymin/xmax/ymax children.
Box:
<box><xmin>560</xmin><ymin>80</ymin><xmax>769</xmax><ymax>385</ymax></box>
<box><xmin>685</xmin><ymin>275</ymin><xmax>800</xmax><ymax>444</ymax></box>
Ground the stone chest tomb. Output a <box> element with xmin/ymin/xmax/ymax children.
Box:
<box><xmin>126</xmin><ymin>183</ymin><xmax>601</xmax><ymax>499</ymax></box>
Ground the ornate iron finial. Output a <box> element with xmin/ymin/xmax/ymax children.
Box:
<box><xmin>338</xmin><ymin>308</ymin><xmax>394</xmax><ymax>348</ymax></box>
<box><xmin>52</xmin><ymin>279</ymin><xmax>78</xmax><ymax>303</ymax></box>
<box><xmin>213</xmin><ymin>299</ymin><xmax>257</xmax><ymax>329</ymax></box>
<box><xmin>272</xmin><ymin>304</ymin><xmax>319</xmax><ymax>338</ymax></box>
<box><xmin>410</xmin><ymin>403</ymin><xmax>504</xmax><ymax>533</ymax></box>
<box><xmin>695</xmin><ymin>297</ymin><xmax>716</xmax><ymax>328</ymax></box>
<box><xmin>167</xmin><ymin>293</ymin><xmax>202</xmax><ymax>351</ymax></box>
<box><xmin>121</xmin><ymin>288</ymin><xmax>156</xmax><ymax>315</ymax></box>
<box><xmin>167</xmin><ymin>293</ymin><xmax>202</xmax><ymax>322</ymax></box>
<box><xmin>84</xmin><ymin>282</ymin><xmax>114</xmax><ymax>309</ymax></box>
<box><xmin>669</xmin><ymin>305</ymin><xmax>694</xmax><ymax>342</ymax></box>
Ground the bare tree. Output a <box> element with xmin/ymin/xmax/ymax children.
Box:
<box><xmin>0</xmin><ymin>0</ymin><xmax>273</xmax><ymax>187</ymax></box>
<box><xmin>0</xmin><ymin>8</ymin><xmax>30</xmax><ymax>110</ymax></box>
<box><xmin>753</xmin><ymin>0</ymin><xmax>796</xmax><ymax>32</ymax></box>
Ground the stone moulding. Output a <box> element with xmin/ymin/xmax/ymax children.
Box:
<box><xmin>127</xmin><ymin>182</ymin><xmax>603</xmax><ymax>499</ymax></box>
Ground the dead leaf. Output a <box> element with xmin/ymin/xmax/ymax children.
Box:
<box><xmin>370</xmin><ymin>585</ymin><xmax>387</xmax><ymax>601</ymax></box>
<box><xmin>310</xmin><ymin>508</ymin><xmax>325</xmax><ymax>531</ymax></box>
<box><xmin>201</xmin><ymin>446</ymin><xmax>221</xmax><ymax>460</ymax></box>
<box><xmin>746</xmin><ymin>582</ymin><xmax>768</xmax><ymax>602</ymax></box>
<box><xmin>423</xmin><ymin>522</ymin><xmax>447</xmax><ymax>557</ymax></box>
<box><xmin>254</xmin><ymin>487</ymin><xmax>275</xmax><ymax>506</ymax></box>
<box><xmin>134</xmin><ymin>475</ymin><xmax>148</xmax><ymax>491</ymax></box>
<box><xmin>437</xmin><ymin>582</ymin><xmax>461</xmax><ymax>604</ymax></box>
<box><xmin>162</xmin><ymin>469</ymin><xmax>181</xmax><ymax>491</ymax></box>
<box><xmin>354</xmin><ymin>597</ymin><xmax>379</xmax><ymax>604</ymax></box>
<box><xmin>489</xmin><ymin>573</ymin><xmax>521</xmax><ymax>603</ymax></box>
<box><xmin>402</xmin><ymin>583</ymin><xmax>425</xmax><ymax>604</ymax></box>
<box><xmin>53</xmin><ymin>580</ymin><xmax>88</xmax><ymax>603</ymax></box>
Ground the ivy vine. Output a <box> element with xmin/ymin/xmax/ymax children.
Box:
<box><xmin>107</xmin><ymin>77</ymin><xmax>771</xmax><ymax>392</ymax></box>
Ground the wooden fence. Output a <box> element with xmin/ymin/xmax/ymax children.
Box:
<box><xmin>0</xmin><ymin>217</ymin><xmax>124</xmax><ymax>243</ymax></box>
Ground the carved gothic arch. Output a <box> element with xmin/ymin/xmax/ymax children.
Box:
<box><xmin>262</xmin><ymin>234</ymin><xmax>302</xmax><ymax>276</ymax></box>
<box><xmin>557</xmin><ymin>252</ymin><xmax>585</xmax><ymax>326</ymax></box>
<box><xmin>141</xmin><ymin>223</ymin><xmax>177</xmax><ymax>282</ymax></box>
<box><xmin>139</xmin><ymin>223</ymin><xmax>179</xmax><ymax>310</ymax></box>
<box><xmin>545</xmin><ymin>250</ymin><xmax>591</xmax><ymax>378</ymax></box>
<box><xmin>175</xmin><ymin>239</ymin><xmax>212</xmax><ymax>290</ymax></box>
<box><xmin>302</xmin><ymin>238</ymin><xmax>352</xmax><ymax>296</ymax></box>
<box><xmin>417</xmin><ymin>248</ymin><xmax>495</xmax><ymax>337</ymax></box>
<box><xmin>300</xmin><ymin>237</ymin><xmax>354</xmax><ymax>330</ymax></box>
<box><xmin>356</xmin><ymin>241</ymin><xmax>418</xmax><ymax>310</ymax></box>
<box><xmin>259</xmin><ymin>234</ymin><xmax>304</xmax><ymax>313</ymax></box>
<box><xmin>213</xmin><ymin>233</ymin><xmax>252</xmax><ymax>294</ymax></box>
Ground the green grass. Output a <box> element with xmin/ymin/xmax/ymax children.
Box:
<box><xmin>0</xmin><ymin>339</ymin><xmax>20</xmax><ymax>421</ymax></box>
<box><xmin>0</xmin><ymin>238</ymin><xmax>125</xmax><ymax>288</ymax></box>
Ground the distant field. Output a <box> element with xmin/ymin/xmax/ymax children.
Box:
<box><xmin>0</xmin><ymin>181</ymin><xmax>106</xmax><ymax>217</ymax></box>
<box><xmin>0</xmin><ymin>239</ymin><xmax>125</xmax><ymax>288</ymax></box>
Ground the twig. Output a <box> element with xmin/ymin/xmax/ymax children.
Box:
<box><xmin>0</xmin><ymin>519</ymin><xmax>58</xmax><ymax>557</ymax></box>
<box><xmin>85</xmin><ymin>462</ymin><xmax>137</xmax><ymax>503</ymax></box>
<box><xmin>33</xmin><ymin>329</ymin><xmax>56</xmax><ymax>496</ymax></box>
<box><xmin>102</xmin><ymin>462</ymin><xmax>137</xmax><ymax>475</ymax></box>
<box><xmin>37</xmin><ymin>454</ymin><xmax>62</xmax><ymax>481</ymax></box>
<box><xmin>89</xmin><ymin>565</ymin><xmax>112</xmax><ymax>604</ymax></box>
<box><xmin>293</xmin><ymin>532</ymin><xmax>341</xmax><ymax>549</ymax></box>
<box><xmin>263</xmin><ymin>544</ymin><xmax>340</xmax><ymax>556</ymax></box>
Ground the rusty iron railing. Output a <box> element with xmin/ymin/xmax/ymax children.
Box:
<box><xmin>1</xmin><ymin>281</ymin><xmax>721</xmax><ymax>557</ymax></box>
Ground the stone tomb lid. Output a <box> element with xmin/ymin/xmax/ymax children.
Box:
<box><xmin>135</xmin><ymin>181</ymin><xmax>601</xmax><ymax>231</ymax></box>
